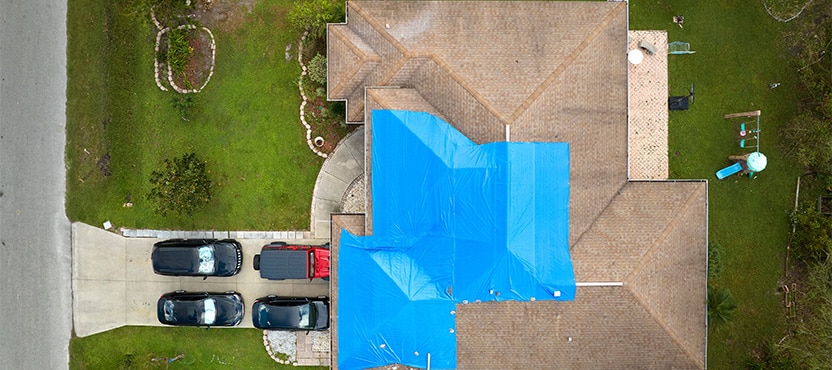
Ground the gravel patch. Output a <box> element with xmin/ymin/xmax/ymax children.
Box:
<box><xmin>341</xmin><ymin>174</ymin><xmax>365</xmax><ymax>213</ymax></box>
<box><xmin>264</xmin><ymin>330</ymin><xmax>297</xmax><ymax>365</ymax></box>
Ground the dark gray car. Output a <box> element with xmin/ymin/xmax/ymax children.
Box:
<box><xmin>157</xmin><ymin>291</ymin><xmax>244</xmax><ymax>327</ymax></box>
<box><xmin>252</xmin><ymin>295</ymin><xmax>329</xmax><ymax>330</ymax></box>
<box><xmin>152</xmin><ymin>239</ymin><xmax>242</xmax><ymax>277</ymax></box>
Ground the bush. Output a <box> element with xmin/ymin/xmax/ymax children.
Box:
<box><xmin>307</xmin><ymin>53</ymin><xmax>328</xmax><ymax>86</ymax></box>
<box><xmin>777</xmin><ymin>260</ymin><xmax>832</xmax><ymax>369</ymax></box>
<box><xmin>125</xmin><ymin>0</ymin><xmax>196</xmax><ymax>27</ymax></box>
<box><xmin>170</xmin><ymin>93</ymin><xmax>196</xmax><ymax>121</ymax></box>
<box><xmin>789</xmin><ymin>202</ymin><xmax>832</xmax><ymax>262</ymax></box>
<box><xmin>708</xmin><ymin>286</ymin><xmax>737</xmax><ymax>329</ymax></box>
<box><xmin>288</xmin><ymin>0</ymin><xmax>345</xmax><ymax>40</ymax></box>
<box><xmin>780</xmin><ymin>112</ymin><xmax>832</xmax><ymax>175</ymax></box>
<box><xmin>166</xmin><ymin>28</ymin><xmax>193</xmax><ymax>76</ymax></box>
<box><xmin>147</xmin><ymin>152</ymin><xmax>212</xmax><ymax>216</ymax></box>
<box><xmin>708</xmin><ymin>241</ymin><xmax>724</xmax><ymax>280</ymax></box>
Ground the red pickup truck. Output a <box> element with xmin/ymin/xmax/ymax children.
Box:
<box><xmin>253</xmin><ymin>242</ymin><xmax>330</xmax><ymax>280</ymax></box>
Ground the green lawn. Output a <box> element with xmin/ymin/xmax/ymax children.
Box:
<box><xmin>67</xmin><ymin>0</ymin><xmax>327</xmax><ymax>366</ymax></box>
<box><xmin>66</xmin><ymin>0</ymin><xmax>321</xmax><ymax>231</ymax></box>
<box><xmin>69</xmin><ymin>326</ymin><xmax>326</xmax><ymax>370</ymax></box>
<box><xmin>68</xmin><ymin>0</ymin><xmax>816</xmax><ymax>368</ymax></box>
<box><xmin>629</xmin><ymin>1</ymin><xmax>804</xmax><ymax>368</ymax></box>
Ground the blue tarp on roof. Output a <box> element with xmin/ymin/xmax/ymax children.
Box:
<box><xmin>338</xmin><ymin>110</ymin><xmax>574</xmax><ymax>369</ymax></box>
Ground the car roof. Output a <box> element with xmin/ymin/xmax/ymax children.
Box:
<box><xmin>259</xmin><ymin>249</ymin><xmax>308</xmax><ymax>279</ymax></box>
<box><xmin>253</xmin><ymin>299</ymin><xmax>312</xmax><ymax>328</ymax></box>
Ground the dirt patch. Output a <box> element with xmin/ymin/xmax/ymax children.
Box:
<box><xmin>306</xmin><ymin>95</ymin><xmax>354</xmax><ymax>154</ymax></box>
<box><xmin>171</xmin><ymin>28</ymin><xmax>213</xmax><ymax>90</ymax></box>
<box><xmin>194</xmin><ymin>0</ymin><xmax>257</xmax><ymax>33</ymax></box>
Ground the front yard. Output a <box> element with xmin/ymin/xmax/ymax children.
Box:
<box><xmin>67</xmin><ymin>0</ymin><xmax>342</xmax><ymax>366</ymax></box>
<box><xmin>66</xmin><ymin>0</ymin><xmax>329</xmax><ymax>231</ymax></box>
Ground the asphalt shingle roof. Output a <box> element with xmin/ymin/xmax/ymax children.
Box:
<box><xmin>327</xmin><ymin>1</ymin><xmax>707</xmax><ymax>368</ymax></box>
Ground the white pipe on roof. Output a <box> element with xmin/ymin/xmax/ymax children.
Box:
<box><xmin>575</xmin><ymin>282</ymin><xmax>624</xmax><ymax>287</ymax></box>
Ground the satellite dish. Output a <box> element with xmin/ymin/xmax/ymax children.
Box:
<box><xmin>628</xmin><ymin>49</ymin><xmax>644</xmax><ymax>65</ymax></box>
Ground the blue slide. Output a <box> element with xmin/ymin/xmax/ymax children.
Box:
<box><xmin>716</xmin><ymin>162</ymin><xmax>743</xmax><ymax>180</ymax></box>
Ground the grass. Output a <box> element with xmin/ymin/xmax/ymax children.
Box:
<box><xmin>67</xmin><ymin>0</ymin><xmax>329</xmax><ymax>367</ymax></box>
<box><xmin>629</xmin><ymin>1</ymin><xmax>805</xmax><ymax>368</ymax></box>
<box><xmin>69</xmin><ymin>326</ymin><xmax>326</xmax><ymax>370</ymax></box>
<box><xmin>66</xmin><ymin>0</ymin><xmax>321</xmax><ymax>231</ymax></box>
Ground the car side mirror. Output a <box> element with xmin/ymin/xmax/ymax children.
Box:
<box><xmin>203</xmin><ymin>276</ymin><xmax>207</xmax><ymax>281</ymax></box>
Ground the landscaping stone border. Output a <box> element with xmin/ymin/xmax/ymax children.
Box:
<box><xmin>297</xmin><ymin>31</ymin><xmax>328</xmax><ymax>159</ymax></box>
<box><xmin>152</xmin><ymin>9</ymin><xmax>216</xmax><ymax>93</ymax></box>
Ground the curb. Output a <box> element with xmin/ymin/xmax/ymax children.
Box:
<box><xmin>119</xmin><ymin>229</ymin><xmax>314</xmax><ymax>239</ymax></box>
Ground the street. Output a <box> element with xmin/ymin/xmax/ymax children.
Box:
<box><xmin>0</xmin><ymin>0</ymin><xmax>72</xmax><ymax>368</ymax></box>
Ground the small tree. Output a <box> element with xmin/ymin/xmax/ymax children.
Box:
<box><xmin>790</xmin><ymin>203</ymin><xmax>832</xmax><ymax>262</ymax></box>
<box><xmin>780</xmin><ymin>112</ymin><xmax>832</xmax><ymax>176</ymax></box>
<box><xmin>147</xmin><ymin>152</ymin><xmax>212</xmax><ymax>216</ymax></box>
<box><xmin>287</xmin><ymin>0</ymin><xmax>345</xmax><ymax>40</ymax></box>
<box><xmin>708</xmin><ymin>286</ymin><xmax>737</xmax><ymax>329</ymax></box>
<box><xmin>307</xmin><ymin>53</ymin><xmax>328</xmax><ymax>86</ymax></box>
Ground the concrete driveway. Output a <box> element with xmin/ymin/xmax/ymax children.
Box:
<box><xmin>72</xmin><ymin>222</ymin><xmax>329</xmax><ymax>337</ymax></box>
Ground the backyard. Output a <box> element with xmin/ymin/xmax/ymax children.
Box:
<box><xmin>67</xmin><ymin>0</ymin><xmax>822</xmax><ymax>368</ymax></box>
<box><xmin>630</xmin><ymin>1</ymin><xmax>810</xmax><ymax>368</ymax></box>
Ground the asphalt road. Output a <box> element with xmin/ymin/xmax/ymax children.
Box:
<box><xmin>0</xmin><ymin>0</ymin><xmax>72</xmax><ymax>369</ymax></box>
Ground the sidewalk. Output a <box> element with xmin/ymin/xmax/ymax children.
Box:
<box><xmin>311</xmin><ymin>126</ymin><xmax>365</xmax><ymax>238</ymax></box>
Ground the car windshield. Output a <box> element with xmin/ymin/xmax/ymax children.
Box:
<box><xmin>308</xmin><ymin>250</ymin><xmax>314</xmax><ymax>278</ymax></box>
<box><xmin>202</xmin><ymin>298</ymin><xmax>216</xmax><ymax>325</ymax></box>
<box><xmin>298</xmin><ymin>302</ymin><xmax>315</xmax><ymax>329</ymax></box>
<box><xmin>197</xmin><ymin>245</ymin><xmax>216</xmax><ymax>274</ymax></box>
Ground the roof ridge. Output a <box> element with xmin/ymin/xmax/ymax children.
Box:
<box><xmin>423</xmin><ymin>55</ymin><xmax>511</xmax><ymax>124</ymax></box>
<box><xmin>624</xmin><ymin>184</ymin><xmax>699</xmax><ymax>282</ymax></box>
<box><xmin>329</xmin><ymin>25</ymin><xmax>382</xmax><ymax>97</ymax></box>
<box><xmin>623</xmin><ymin>284</ymin><xmax>701</xmax><ymax>368</ymax></box>
<box><xmin>348</xmin><ymin>2</ymin><xmax>513</xmax><ymax>125</ymax></box>
<box><xmin>348</xmin><ymin>1</ymin><xmax>408</xmax><ymax>55</ymax></box>
<box><xmin>508</xmin><ymin>2</ymin><xmax>627</xmax><ymax>122</ymax></box>
<box><xmin>623</xmin><ymin>185</ymin><xmax>704</xmax><ymax>367</ymax></box>
<box><xmin>568</xmin><ymin>180</ymin><xmax>629</xmax><ymax>250</ymax></box>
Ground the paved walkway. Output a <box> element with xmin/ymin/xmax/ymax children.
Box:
<box><xmin>628</xmin><ymin>30</ymin><xmax>669</xmax><ymax>180</ymax></box>
<box><xmin>311</xmin><ymin>126</ymin><xmax>365</xmax><ymax>238</ymax></box>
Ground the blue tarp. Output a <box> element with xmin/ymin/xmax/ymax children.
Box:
<box><xmin>338</xmin><ymin>110</ymin><xmax>574</xmax><ymax>369</ymax></box>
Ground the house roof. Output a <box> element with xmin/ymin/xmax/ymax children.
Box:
<box><xmin>327</xmin><ymin>1</ymin><xmax>707</xmax><ymax>369</ymax></box>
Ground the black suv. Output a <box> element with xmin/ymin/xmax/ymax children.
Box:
<box><xmin>152</xmin><ymin>239</ymin><xmax>243</xmax><ymax>277</ymax></box>
<box><xmin>252</xmin><ymin>295</ymin><xmax>330</xmax><ymax>330</ymax></box>
<box><xmin>157</xmin><ymin>291</ymin><xmax>244</xmax><ymax>327</ymax></box>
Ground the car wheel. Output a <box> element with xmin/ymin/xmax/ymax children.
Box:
<box><xmin>269</xmin><ymin>241</ymin><xmax>287</xmax><ymax>246</ymax></box>
<box><xmin>253</xmin><ymin>254</ymin><xmax>261</xmax><ymax>270</ymax></box>
<box><xmin>175</xmin><ymin>290</ymin><xmax>185</xmax><ymax>293</ymax></box>
<box><xmin>224</xmin><ymin>290</ymin><xmax>236</xmax><ymax>294</ymax></box>
<box><xmin>317</xmin><ymin>295</ymin><xmax>327</xmax><ymax>299</ymax></box>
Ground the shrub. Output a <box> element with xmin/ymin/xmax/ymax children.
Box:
<box><xmin>779</xmin><ymin>112</ymin><xmax>832</xmax><ymax>175</ymax></box>
<box><xmin>708</xmin><ymin>241</ymin><xmax>724</xmax><ymax>280</ymax></box>
<box><xmin>170</xmin><ymin>93</ymin><xmax>196</xmax><ymax>121</ymax></box>
<box><xmin>789</xmin><ymin>202</ymin><xmax>832</xmax><ymax>262</ymax></box>
<box><xmin>307</xmin><ymin>53</ymin><xmax>328</xmax><ymax>86</ymax></box>
<box><xmin>776</xmin><ymin>260</ymin><xmax>832</xmax><ymax>369</ymax></box>
<box><xmin>708</xmin><ymin>286</ymin><xmax>737</xmax><ymax>329</ymax></box>
<box><xmin>288</xmin><ymin>0</ymin><xmax>345</xmax><ymax>40</ymax></box>
<box><xmin>166</xmin><ymin>28</ymin><xmax>193</xmax><ymax>76</ymax></box>
<box><xmin>147</xmin><ymin>152</ymin><xmax>212</xmax><ymax>216</ymax></box>
<box><xmin>125</xmin><ymin>0</ymin><xmax>196</xmax><ymax>27</ymax></box>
